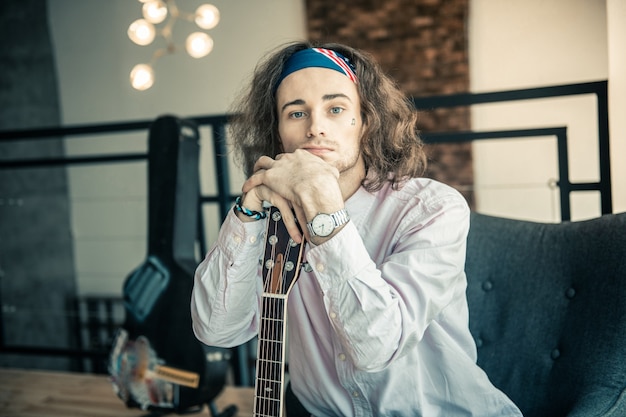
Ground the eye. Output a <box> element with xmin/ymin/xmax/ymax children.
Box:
<box><xmin>289</xmin><ymin>111</ymin><xmax>306</xmax><ymax>119</ymax></box>
<box><xmin>330</xmin><ymin>107</ymin><xmax>344</xmax><ymax>115</ymax></box>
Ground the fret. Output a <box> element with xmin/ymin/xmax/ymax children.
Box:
<box><xmin>259</xmin><ymin>319</ymin><xmax>285</xmax><ymax>336</ymax></box>
<box><xmin>255</xmin><ymin>359</ymin><xmax>282</xmax><ymax>381</ymax></box>
<box><xmin>255</xmin><ymin>377</ymin><xmax>282</xmax><ymax>400</ymax></box>
<box><xmin>254</xmin><ymin>207</ymin><xmax>305</xmax><ymax>417</ymax></box>
<box><xmin>253</xmin><ymin>396</ymin><xmax>282</xmax><ymax>406</ymax></box>
<box><xmin>260</xmin><ymin>300</ymin><xmax>285</xmax><ymax>320</ymax></box>
<box><xmin>259</xmin><ymin>320</ymin><xmax>284</xmax><ymax>333</ymax></box>
<box><xmin>257</xmin><ymin>347</ymin><xmax>283</xmax><ymax>363</ymax></box>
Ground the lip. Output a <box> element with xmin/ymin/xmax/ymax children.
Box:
<box><xmin>302</xmin><ymin>146</ymin><xmax>333</xmax><ymax>156</ymax></box>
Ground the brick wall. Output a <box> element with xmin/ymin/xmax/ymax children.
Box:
<box><xmin>306</xmin><ymin>0</ymin><xmax>473</xmax><ymax>205</ymax></box>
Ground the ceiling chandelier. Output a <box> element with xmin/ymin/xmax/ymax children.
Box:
<box><xmin>128</xmin><ymin>0</ymin><xmax>220</xmax><ymax>91</ymax></box>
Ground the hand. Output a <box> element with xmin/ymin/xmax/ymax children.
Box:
<box><xmin>239</xmin><ymin>185</ymin><xmax>304</xmax><ymax>243</ymax></box>
<box><xmin>241</xmin><ymin>150</ymin><xmax>345</xmax><ymax>243</ymax></box>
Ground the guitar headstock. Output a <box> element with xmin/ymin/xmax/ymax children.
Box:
<box><xmin>262</xmin><ymin>206</ymin><xmax>305</xmax><ymax>296</ymax></box>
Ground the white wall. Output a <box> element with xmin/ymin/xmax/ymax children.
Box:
<box><xmin>48</xmin><ymin>0</ymin><xmax>307</xmax><ymax>295</ymax></box>
<box><xmin>49</xmin><ymin>0</ymin><xmax>307</xmax><ymax>123</ymax></box>
<box><xmin>469</xmin><ymin>0</ymin><xmax>624</xmax><ymax>222</ymax></box>
<box><xmin>47</xmin><ymin>0</ymin><xmax>624</xmax><ymax>295</ymax></box>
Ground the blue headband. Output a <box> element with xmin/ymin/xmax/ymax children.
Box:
<box><xmin>275</xmin><ymin>48</ymin><xmax>358</xmax><ymax>90</ymax></box>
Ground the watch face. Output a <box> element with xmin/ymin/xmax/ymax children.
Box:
<box><xmin>312</xmin><ymin>213</ymin><xmax>334</xmax><ymax>237</ymax></box>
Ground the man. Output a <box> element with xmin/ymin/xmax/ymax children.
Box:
<box><xmin>191</xmin><ymin>41</ymin><xmax>522</xmax><ymax>416</ymax></box>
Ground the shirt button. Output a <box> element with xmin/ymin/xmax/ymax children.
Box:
<box><xmin>329</xmin><ymin>312</ymin><xmax>337</xmax><ymax>319</ymax></box>
<box><xmin>316</xmin><ymin>263</ymin><xmax>325</xmax><ymax>272</ymax></box>
<box><xmin>249</xmin><ymin>235</ymin><xmax>257</xmax><ymax>243</ymax></box>
<box><xmin>338</xmin><ymin>353</ymin><xmax>346</xmax><ymax>361</ymax></box>
<box><xmin>233</xmin><ymin>236</ymin><xmax>242</xmax><ymax>244</ymax></box>
<box><xmin>352</xmin><ymin>391</ymin><xmax>360</xmax><ymax>398</ymax></box>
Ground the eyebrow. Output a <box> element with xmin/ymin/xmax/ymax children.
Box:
<box><xmin>280</xmin><ymin>93</ymin><xmax>352</xmax><ymax>113</ymax></box>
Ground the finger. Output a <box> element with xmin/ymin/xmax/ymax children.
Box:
<box><xmin>242</xmin><ymin>169</ymin><xmax>266</xmax><ymax>194</ymax></box>
<box><xmin>252</xmin><ymin>155</ymin><xmax>275</xmax><ymax>172</ymax></box>
<box><xmin>239</xmin><ymin>188</ymin><xmax>264</xmax><ymax>212</ymax></box>
<box><xmin>243</xmin><ymin>156</ymin><xmax>275</xmax><ymax>193</ymax></box>
<box><xmin>272</xmin><ymin>198</ymin><xmax>303</xmax><ymax>244</ymax></box>
<box><xmin>293</xmin><ymin>205</ymin><xmax>310</xmax><ymax>242</ymax></box>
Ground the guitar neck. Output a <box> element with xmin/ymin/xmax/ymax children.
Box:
<box><xmin>253</xmin><ymin>206</ymin><xmax>305</xmax><ymax>417</ymax></box>
<box><xmin>254</xmin><ymin>294</ymin><xmax>288</xmax><ymax>417</ymax></box>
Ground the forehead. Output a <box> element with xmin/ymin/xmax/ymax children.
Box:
<box><xmin>275</xmin><ymin>67</ymin><xmax>360</xmax><ymax>105</ymax></box>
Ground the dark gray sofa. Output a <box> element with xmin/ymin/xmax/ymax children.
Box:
<box><xmin>465</xmin><ymin>212</ymin><xmax>626</xmax><ymax>417</ymax></box>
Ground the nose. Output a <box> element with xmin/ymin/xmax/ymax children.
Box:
<box><xmin>306</xmin><ymin>112</ymin><xmax>326</xmax><ymax>138</ymax></box>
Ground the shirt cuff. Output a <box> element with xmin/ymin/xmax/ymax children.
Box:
<box><xmin>216</xmin><ymin>210</ymin><xmax>266</xmax><ymax>264</ymax></box>
<box><xmin>305</xmin><ymin>221</ymin><xmax>372</xmax><ymax>293</ymax></box>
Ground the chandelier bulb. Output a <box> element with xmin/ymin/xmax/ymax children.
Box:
<box><xmin>186</xmin><ymin>32</ymin><xmax>214</xmax><ymax>58</ymax></box>
<box><xmin>130</xmin><ymin>64</ymin><xmax>155</xmax><ymax>90</ymax></box>
<box><xmin>128</xmin><ymin>19</ymin><xmax>155</xmax><ymax>46</ymax></box>
<box><xmin>142</xmin><ymin>1</ymin><xmax>168</xmax><ymax>24</ymax></box>
<box><xmin>195</xmin><ymin>4</ymin><xmax>220</xmax><ymax>30</ymax></box>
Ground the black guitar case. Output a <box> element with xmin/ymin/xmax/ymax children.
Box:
<box><xmin>109</xmin><ymin>115</ymin><xmax>233</xmax><ymax>415</ymax></box>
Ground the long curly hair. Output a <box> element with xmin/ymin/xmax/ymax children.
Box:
<box><xmin>228</xmin><ymin>41</ymin><xmax>427</xmax><ymax>192</ymax></box>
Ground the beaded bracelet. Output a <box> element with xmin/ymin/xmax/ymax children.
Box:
<box><xmin>233</xmin><ymin>196</ymin><xmax>267</xmax><ymax>220</ymax></box>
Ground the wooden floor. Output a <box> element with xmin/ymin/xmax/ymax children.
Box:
<box><xmin>0</xmin><ymin>368</ymin><xmax>254</xmax><ymax>417</ymax></box>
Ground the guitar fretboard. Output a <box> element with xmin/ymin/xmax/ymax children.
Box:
<box><xmin>254</xmin><ymin>294</ymin><xmax>287</xmax><ymax>417</ymax></box>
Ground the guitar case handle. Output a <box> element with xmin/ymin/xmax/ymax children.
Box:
<box><xmin>122</xmin><ymin>255</ymin><xmax>169</xmax><ymax>323</ymax></box>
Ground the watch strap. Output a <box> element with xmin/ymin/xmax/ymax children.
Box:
<box><xmin>330</xmin><ymin>208</ymin><xmax>350</xmax><ymax>228</ymax></box>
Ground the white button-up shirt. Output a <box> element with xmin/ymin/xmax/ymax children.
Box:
<box><xmin>191</xmin><ymin>178</ymin><xmax>522</xmax><ymax>416</ymax></box>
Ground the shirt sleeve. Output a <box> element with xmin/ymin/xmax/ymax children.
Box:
<box><xmin>305</xmin><ymin>194</ymin><xmax>470</xmax><ymax>372</ymax></box>
<box><xmin>191</xmin><ymin>210</ymin><xmax>265</xmax><ymax>348</ymax></box>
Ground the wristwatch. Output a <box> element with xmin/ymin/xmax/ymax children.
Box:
<box><xmin>306</xmin><ymin>209</ymin><xmax>350</xmax><ymax>237</ymax></box>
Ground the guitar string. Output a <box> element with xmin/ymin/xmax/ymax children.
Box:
<box><xmin>262</xmin><ymin>223</ymin><xmax>272</xmax><ymax>417</ymax></box>
<box><xmin>271</xmin><ymin>216</ymin><xmax>289</xmax><ymax>416</ymax></box>
<box><xmin>268</xmin><ymin>217</ymin><xmax>279</xmax><ymax>416</ymax></box>
<box><xmin>266</xmin><ymin>215</ymin><xmax>281</xmax><ymax>416</ymax></box>
<box><xmin>257</xmin><ymin>216</ymin><xmax>275</xmax><ymax>416</ymax></box>
<box><xmin>271</xmin><ymin>214</ymin><xmax>292</xmax><ymax>416</ymax></box>
<box><xmin>267</xmin><ymin>216</ymin><xmax>284</xmax><ymax>415</ymax></box>
<box><xmin>273</xmin><ymin>228</ymin><xmax>291</xmax><ymax>416</ymax></box>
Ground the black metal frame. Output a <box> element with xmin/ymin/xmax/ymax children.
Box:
<box><xmin>0</xmin><ymin>80</ymin><xmax>612</xmax><ymax>362</ymax></box>
<box><xmin>413</xmin><ymin>80</ymin><xmax>611</xmax><ymax>220</ymax></box>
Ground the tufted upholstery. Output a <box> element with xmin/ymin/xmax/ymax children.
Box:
<box><xmin>465</xmin><ymin>212</ymin><xmax>626</xmax><ymax>417</ymax></box>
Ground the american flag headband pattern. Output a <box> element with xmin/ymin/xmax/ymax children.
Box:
<box><xmin>275</xmin><ymin>47</ymin><xmax>358</xmax><ymax>90</ymax></box>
